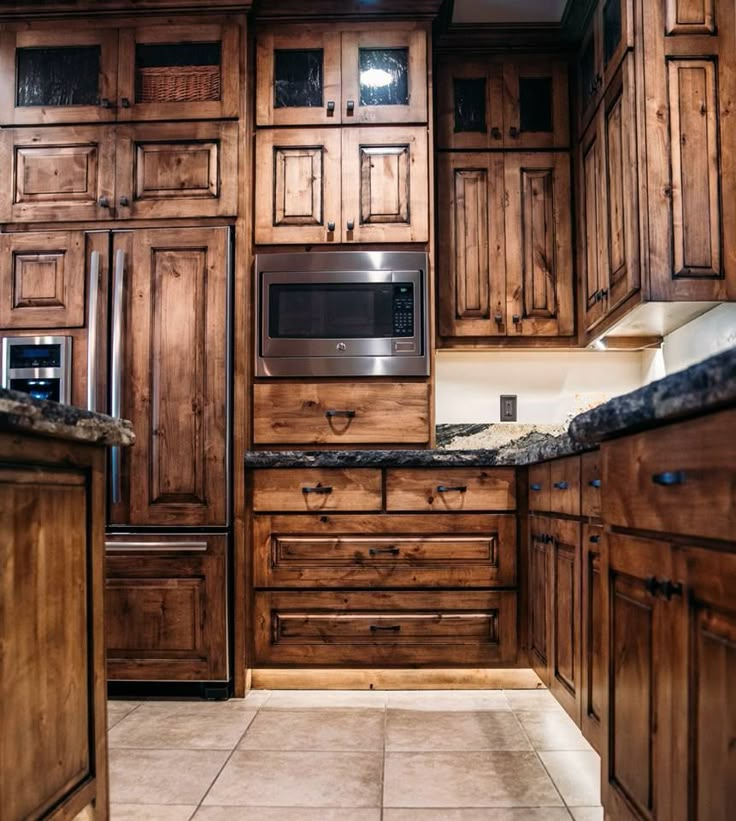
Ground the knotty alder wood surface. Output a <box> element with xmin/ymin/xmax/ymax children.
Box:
<box><xmin>385</xmin><ymin>467</ymin><xmax>516</xmax><ymax>511</ymax></box>
<box><xmin>252</xmin><ymin>468</ymin><xmax>383</xmax><ymax>512</ymax></box>
<box><xmin>549</xmin><ymin>454</ymin><xmax>581</xmax><ymax>516</ymax></box>
<box><xmin>580</xmin><ymin>522</ymin><xmax>604</xmax><ymax>753</ymax></box>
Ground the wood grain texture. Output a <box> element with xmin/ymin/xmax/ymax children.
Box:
<box><xmin>502</xmin><ymin>59</ymin><xmax>569</xmax><ymax>149</ymax></box>
<box><xmin>580</xmin><ymin>450</ymin><xmax>602</xmax><ymax>519</ymax></box>
<box><xmin>528</xmin><ymin>514</ymin><xmax>551</xmax><ymax>685</ymax></box>
<box><xmin>580</xmin><ymin>523</ymin><xmax>605</xmax><ymax>753</ymax></box>
<box><xmin>252</xmin><ymin>468</ymin><xmax>383</xmax><ymax>512</ymax></box>
<box><xmin>549</xmin><ymin>455</ymin><xmax>581</xmax><ymax>517</ymax></box>
<box><xmin>528</xmin><ymin>462</ymin><xmax>551</xmax><ymax>512</ymax></box>
<box><xmin>385</xmin><ymin>466</ymin><xmax>516</xmax><ymax>512</ymax></box>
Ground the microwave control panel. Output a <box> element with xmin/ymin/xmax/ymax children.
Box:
<box><xmin>392</xmin><ymin>284</ymin><xmax>415</xmax><ymax>337</ymax></box>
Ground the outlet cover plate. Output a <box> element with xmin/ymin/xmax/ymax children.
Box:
<box><xmin>500</xmin><ymin>394</ymin><xmax>517</xmax><ymax>422</ymax></box>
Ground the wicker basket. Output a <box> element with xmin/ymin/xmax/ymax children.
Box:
<box><xmin>137</xmin><ymin>64</ymin><xmax>221</xmax><ymax>103</ymax></box>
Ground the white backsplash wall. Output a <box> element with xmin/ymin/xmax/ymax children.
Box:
<box><xmin>435</xmin><ymin>351</ymin><xmax>647</xmax><ymax>424</ymax></box>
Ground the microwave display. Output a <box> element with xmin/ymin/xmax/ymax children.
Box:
<box><xmin>268</xmin><ymin>282</ymin><xmax>414</xmax><ymax>339</ymax></box>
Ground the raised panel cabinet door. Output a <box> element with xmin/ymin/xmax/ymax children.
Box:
<box><xmin>503</xmin><ymin>60</ymin><xmax>569</xmax><ymax>149</ymax></box>
<box><xmin>600</xmin><ymin>0</ymin><xmax>635</xmax><ymax>89</ymax></box>
<box><xmin>436</xmin><ymin>58</ymin><xmax>504</xmax><ymax>149</ymax></box>
<box><xmin>578</xmin><ymin>14</ymin><xmax>602</xmax><ymax>133</ymax></box>
<box><xmin>0</xmin><ymin>126</ymin><xmax>115</xmax><ymax>223</ymax></box>
<box><xmin>256</xmin><ymin>27</ymin><xmax>341</xmax><ymax>126</ymax></box>
<box><xmin>437</xmin><ymin>153</ymin><xmax>507</xmax><ymax>338</ymax></box>
<box><xmin>580</xmin><ymin>524</ymin><xmax>605</xmax><ymax>752</ymax></box>
<box><xmin>116</xmin><ymin>22</ymin><xmax>240</xmax><ymax>121</ymax></box>
<box><xmin>602</xmin><ymin>533</ymin><xmax>676</xmax><ymax>821</ymax></box>
<box><xmin>671</xmin><ymin>545</ymin><xmax>736</xmax><ymax>821</ymax></box>
<box><xmin>115</xmin><ymin>121</ymin><xmax>238</xmax><ymax>219</ymax></box>
<box><xmin>528</xmin><ymin>515</ymin><xmax>551</xmax><ymax>685</ymax></box>
<box><xmin>255</xmin><ymin>127</ymin><xmax>341</xmax><ymax>244</ymax></box>
<box><xmin>341</xmin><ymin>27</ymin><xmax>428</xmax><ymax>124</ymax></box>
<box><xmin>342</xmin><ymin>126</ymin><xmax>429</xmax><ymax>243</ymax></box>
<box><xmin>105</xmin><ymin>535</ymin><xmax>227</xmax><ymax>681</ymax></box>
<box><xmin>665</xmin><ymin>0</ymin><xmax>716</xmax><ymax>34</ymax></box>
<box><xmin>505</xmin><ymin>153</ymin><xmax>574</xmax><ymax>337</ymax></box>
<box><xmin>110</xmin><ymin>228</ymin><xmax>228</xmax><ymax>527</ymax></box>
<box><xmin>0</xmin><ymin>28</ymin><xmax>118</xmax><ymax>126</ymax></box>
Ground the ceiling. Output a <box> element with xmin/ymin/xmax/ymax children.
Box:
<box><xmin>452</xmin><ymin>0</ymin><xmax>570</xmax><ymax>24</ymax></box>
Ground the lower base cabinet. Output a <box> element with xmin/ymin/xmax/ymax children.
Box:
<box><xmin>580</xmin><ymin>523</ymin><xmax>605</xmax><ymax>752</ymax></box>
<box><xmin>106</xmin><ymin>534</ymin><xmax>228</xmax><ymax>681</ymax></box>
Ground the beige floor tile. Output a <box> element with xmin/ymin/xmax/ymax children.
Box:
<box><xmin>384</xmin><ymin>751</ymin><xmax>564</xmax><ymax>808</ymax></box>
<box><xmin>239</xmin><ymin>709</ymin><xmax>384</xmax><ymax>751</ymax></box>
<box><xmin>262</xmin><ymin>689</ymin><xmax>387</xmax><ymax>710</ymax></box>
<box><xmin>242</xmin><ymin>689</ymin><xmax>271</xmax><ymax>708</ymax></box>
<box><xmin>110</xmin><ymin>805</ymin><xmax>197</xmax><ymax>821</ymax></box>
<box><xmin>569</xmin><ymin>808</ymin><xmax>604</xmax><ymax>821</ymax></box>
<box><xmin>109</xmin><ymin>749</ymin><xmax>229</xmax><ymax>805</ymax></box>
<box><xmin>515</xmin><ymin>710</ymin><xmax>593</xmax><ymax>751</ymax></box>
<box><xmin>107</xmin><ymin>701</ymin><xmax>140</xmax><ymax>730</ymax></box>
<box><xmin>203</xmin><ymin>750</ymin><xmax>382</xmax><ymax>807</ymax></box>
<box><xmin>193</xmin><ymin>808</ymin><xmax>381</xmax><ymax>820</ymax></box>
<box><xmin>539</xmin><ymin>751</ymin><xmax>601</xmax><ymax>807</ymax></box>
<box><xmin>108</xmin><ymin>704</ymin><xmax>257</xmax><ymax>750</ymax></box>
<box><xmin>504</xmin><ymin>690</ymin><xmax>565</xmax><ymax>712</ymax></box>
<box><xmin>386</xmin><ymin>710</ymin><xmax>531</xmax><ymax>752</ymax></box>
<box><xmin>386</xmin><ymin>690</ymin><xmax>510</xmax><ymax>712</ymax></box>
<box><xmin>132</xmin><ymin>699</ymin><xmax>256</xmax><ymax>715</ymax></box>
<box><xmin>384</xmin><ymin>810</ymin><xmax>572</xmax><ymax>820</ymax></box>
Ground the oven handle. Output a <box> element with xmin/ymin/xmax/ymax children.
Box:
<box><xmin>86</xmin><ymin>250</ymin><xmax>101</xmax><ymax>412</ymax></box>
<box><xmin>110</xmin><ymin>247</ymin><xmax>125</xmax><ymax>505</ymax></box>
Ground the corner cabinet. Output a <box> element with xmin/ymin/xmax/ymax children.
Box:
<box><xmin>438</xmin><ymin>151</ymin><xmax>574</xmax><ymax>340</ymax></box>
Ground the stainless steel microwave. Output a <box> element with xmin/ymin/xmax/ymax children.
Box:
<box><xmin>256</xmin><ymin>251</ymin><xmax>429</xmax><ymax>378</ymax></box>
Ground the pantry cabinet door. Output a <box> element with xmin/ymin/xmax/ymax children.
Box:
<box><xmin>437</xmin><ymin>152</ymin><xmax>507</xmax><ymax>337</ymax></box>
<box><xmin>504</xmin><ymin>153</ymin><xmax>574</xmax><ymax>337</ymax></box>
<box><xmin>255</xmin><ymin>128</ymin><xmax>341</xmax><ymax>245</ymax></box>
<box><xmin>341</xmin><ymin>126</ymin><xmax>429</xmax><ymax>243</ymax></box>
<box><xmin>436</xmin><ymin>58</ymin><xmax>504</xmax><ymax>149</ymax></box>
<box><xmin>503</xmin><ymin>60</ymin><xmax>569</xmax><ymax>149</ymax></box>
<box><xmin>341</xmin><ymin>28</ymin><xmax>427</xmax><ymax>124</ymax></box>
<box><xmin>256</xmin><ymin>28</ymin><xmax>342</xmax><ymax>126</ymax></box>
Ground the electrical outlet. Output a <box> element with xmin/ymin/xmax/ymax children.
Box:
<box><xmin>500</xmin><ymin>395</ymin><xmax>517</xmax><ymax>422</ymax></box>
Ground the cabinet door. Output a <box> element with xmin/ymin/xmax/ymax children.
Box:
<box><xmin>602</xmin><ymin>533</ymin><xmax>676</xmax><ymax>821</ymax></box>
<box><xmin>436</xmin><ymin>58</ymin><xmax>504</xmax><ymax>149</ymax></box>
<box><xmin>117</xmin><ymin>22</ymin><xmax>239</xmax><ymax>121</ymax></box>
<box><xmin>438</xmin><ymin>153</ymin><xmax>506</xmax><ymax>337</ymax></box>
<box><xmin>341</xmin><ymin>28</ymin><xmax>427</xmax><ymax>124</ymax></box>
<box><xmin>0</xmin><ymin>126</ymin><xmax>115</xmax><ymax>223</ymax></box>
<box><xmin>256</xmin><ymin>28</ymin><xmax>341</xmax><ymax>126</ymax></box>
<box><xmin>578</xmin><ymin>14</ymin><xmax>602</xmax><ymax>133</ymax></box>
<box><xmin>109</xmin><ymin>228</ymin><xmax>228</xmax><ymax>527</ymax></box>
<box><xmin>105</xmin><ymin>535</ymin><xmax>227</xmax><ymax>681</ymax></box>
<box><xmin>549</xmin><ymin>517</ymin><xmax>581</xmax><ymax>724</ymax></box>
<box><xmin>0</xmin><ymin>28</ymin><xmax>118</xmax><ymax>126</ymax></box>
<box><xmin>505</xmin><ymin>153</ymin><xmax>574</xmax><ymax>337</ymax></box>
<box><xmin>581</xmin><ymin>524</ymin><xmax>605</xmax><ymax>752</ymax></box>
<box><xmin>600</xmin><ymin>0</ymin><xmax>634</xmax><ymax>90</ymax></box>
<box><xmin>254</xmin><ymin>128</ymin><xmax>341</xmax><ymax>245</ymax></box>
<box><xmin>528</xmin><ymin>515</ymin><xmax>551</xmax><ymax>685</ymax></box>
<box><xmin>671</xmin><ymin>545</ymin><xmax>736</xmax><ymax>821</ymax></box>
<box><xmin>341</xmin><ymin>126</ymin><xmax>429</xmax><ymax>243</ymax></box>
<box><xmin>503</xmin><ymin>60</ymin><xmax>569</xmax><ymax>149</ymax></box>
<box><xmin>115</xmin><ymin>121</ymin><xmax>238</xmax><ymax>219</ymax></box>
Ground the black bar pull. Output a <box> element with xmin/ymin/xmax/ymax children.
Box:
<box><xmin>652</xmin><ymin>471</ymin><xmax>686</xmax><ymax>486</ymax></box>
<box><xmin>302</xmin><ymin>485</ymin><xmax>333</xmax><ymax>495</ymax></box>
<box><xmin>554</xmin><ymin>481</ymin><xmax>569</xmax><ymax>490</ymax></box>
<box><xmin>326</xmin><ymin>100</ymin><xmax>335</xmax><ymax>113</ymax></box>
<box><xmin>660</xmin><ymin>580</ymin><xmax>683</xmax><ymax>600</ymax></box>
<box><xmin>530</xmin><ymin>483</ymin><xmax>542</xmax><ymax>491</ymax></box>
<box><xmin>437</xmin><ymin>485</ymin><xmax>468</xmax><ymax>493</ymax></box>
<box><xmin>325</xmin><ymin>409</ymin><xmax>356</xmax><ymax>419</ymax></box>
<box><xmin>370</xmin><ymin>624</ymin><xmax>401</xmax><ymax>633</ymax></box>
<box><xmin>369</xmin><ymin>546</ymin><xmax>400</xmax><ymax>556</ymax></box>
<box><xmin>346</xmin><ymin>99</ymin><xmax>355</xmax><ymax>113</ymax></box>
<box><xmin>589</xmin><ymin>479</ymin><xmax>602</xmax><ymax>488</ymax></box>
<box><xmin>644</xmin><ymin>576</ymin><xmax>660</xmax><ymax>597</ymax></box>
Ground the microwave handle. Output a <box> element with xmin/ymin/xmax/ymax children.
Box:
<box><xmin>110</xmin><ymin>247</ymin><xmax>125</xmax><ymax>506</ymax></box>
<box><xmin>86</xmin><ymin>250</ymin><xmax>101</xmax><ymax>412</ymax></box>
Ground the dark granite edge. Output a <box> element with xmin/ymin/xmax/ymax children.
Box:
<box><xmin>0</xmin><ymin>389</ymin><xmax>135</xmax><ymax>447</ymax></box>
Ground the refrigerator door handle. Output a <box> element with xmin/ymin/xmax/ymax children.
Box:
<box><xmin>86</xmin><ymin>250</ymin><xmax>101</xmax><ymax>412</ymax></box>
<box><xmin>110</xmin><ymin>247</ymin><xmax>125</xmax><ymax>506</ymax></box>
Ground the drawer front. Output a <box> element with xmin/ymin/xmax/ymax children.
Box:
<box><xmin>253</xmin><ymin>382</ymin><xmax>430</xmax><ymax>445</ymax></box>
<box><xmin>253</xmin><ymin>513</ymin><xmax>517</xmax><ymax>588</ymax></box>
<box><xmin>252</xmin><ymin>468</ymin><xmax>382</xmax><ymax>512</ymax></box>
<box><xmin>254</xmin><ymin>590</ymin><xmax>518</xmax><ymax>666</ymax></box>
<box><xmin>385</xmin><ymin>468</ymin><xmax>516</xmax><ymax>512</ymax></box>
<box><xmin>581</xmin><ymin>450</ymin><xmax>602</xmax><ymax>519</ymax></box>
<box><xmin>529</xmin><ymin>462</ymin><xmax>551</xmax><ymax>512</ymax></box>
<box><xmin>550</xmin><ymin>456</ymin><xmax>581</xmax><ymax>516</ymax></box>
<box><xmin>603</xmin><ymin>409</ymin><xmax>736</xmax><ymax>541</ymax></box>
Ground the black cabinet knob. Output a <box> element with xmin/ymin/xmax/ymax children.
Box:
<box><xmin>589</xmin><ymin>534</ymin><xmax>601</xmax><ymax>544</ymax></box>
<box><xmin>327</xmin><ymin>221</ymin><xmax>335</xmax><ymax>232</ymax></box>
<box><xmin>589</xmin><ymin>479</ymin><xmax>601</xmax><ymax>488</ymax></box>
<box><xmin>120</xmin><ymin>97</ymin><xmax>131</xmax><ymax>108</ymax></box>
<box><xmin>530</xmin><ymin>483</ymin><xmax>542</xmax><ymax>492</ymax></box>
<box><xmin>100</xmin><ymin>97</ymin><xmax>111</xmax><ymax>109</ymax></box>
<box><xmin>119</xmin><ymin>196</ymin><xmax>129</xmax><ymax>207</ymax></box>
<box><xmin>553</xmin><ymin>481</ymin><xmax>569</xmax><ymax>490</ymax></box>
<box><xmin>326</xmin><ymin>100</ymin><xmax>335</xmax><ymax>113</ymax></box>
<box><xmin>347</xmin><ymin>220</ymin><xmax>355</xmax><ymax>231</ymax></box>
<box><xmin>652</xmin><ymin>471</ymin><xmax>686</xmax><ymax>486</ymax></box>
<box><xmin>660</xmin><ymin>580</ymin><xmax>683</xmax><ymax>600</ymax></box>
<box><xmin>512</xmin><ymin>314</ymin><xmax>521</xmax><ymax>324</ymax></box>
<box><xmin>491</xmin><ymin>126</ymin><xmax>502</xmax><ymax>140</ymax></box>
<box><xmin>98</xmin><ymin>196</ymin><xmax>110</xmax><ymax>208</ymax></box>
<box><xmin>644</xmin><ymin>576</ymin><xmax>660</xmax><ymax>597</ymax></box>
<box><xmin>346</xmin><ymin>99</ymin><xmax>355</xmax><ymax>113</ymax></box>
<box><xmin>509</xmin><ymin>126</ymin><xmax>519</xmax><ymax>138</ymax></box>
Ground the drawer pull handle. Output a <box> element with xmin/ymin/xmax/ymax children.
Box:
<box><xmin>554</xmin><ymin>481</ymin><xmax>569</xmax><ymax>490</ymax></box>
<box><xmin>302</xmin><ymin>485</ymin><xmax>333</xmax><ymax>495</ymax></box>
<box><xmin>530</xmin><ymin>483</ymin><xmax>542</xmax><ymax>491</ymax></box>
<box><xmin>644</xmin><ymin>576</ymin><xmax>660</xmax><ymax>597</ymax></box>
<box><xmin>589</xmin><ymin>535</ymin><xmax>600</xmax><ymax>544</ymax></box>
<box><xmin>544</xmin><ymin>534</ymin><xmax>554</xmax><ymax>544</ymax></box>
<box><xmin>652</xmin><ymin>471</ymin><xmax>686</xmax><ymax>486</ymax></box>
<box><xmin>325</xmin><ymin>409</ymin><xmax>356</xmax><ymax>419</ymax></box>
<box><xmin>369</xmin><ymin>546</ymin><xmax>400</xmax><ymax>556</ymax></box>
<box><xmin>326</xmin><ymin>100</ymin><xmax>335</xmax><ymax>113</ymax></box>
<box><xmin>370</xmin><ymin>624</ymin><xmax>401</xmax><ymax>633</ymax></box>
<box><xmin>660</xmin><ymin>579</ymin><xmax>683</xmax><ymax>600</ymax></box>
<box><xmin>437</xmin><ymin>485</ymin><xmax>467</xmax><ymax>493</ymax></box>
<box><xmin>588</xmin><ymin>479</ymin><xmax>601</xmax><ymax>488</ymax></box>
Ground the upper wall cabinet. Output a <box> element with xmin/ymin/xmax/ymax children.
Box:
<box><xmin>0</xmin><ymin>22</ymin><xmax>239</xmax><ymax>125</ymax></box>
<box><xmin>256</xmin><ymin>24</ymin><xmax>427</xmax><ymax>126</ymax></box>
<box><xmin>437</xmin><ymin>57</ymin><xmax>569</xmax><ymax>150</ymax></box>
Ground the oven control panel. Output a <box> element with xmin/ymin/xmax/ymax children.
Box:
<box><xmin>392</xmin><ymin>284</ymin><xmax>415</xmax><ymax>337</ymax></box>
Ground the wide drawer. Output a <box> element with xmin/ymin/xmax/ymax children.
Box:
<box><xmin>385</xmin><ymin>468</ymin><xmax>516</xmax><ymax>511</ymax></box>
<box><xmin>528</xmin><ymin>462</ymin><xmax>551</xmax><ymax>512</ymax></box>
<box><xmin>602</xmin><ymin>409</ymin><xmax>736</xmax><ymax>541</ymax></box>
<box><xmin>253</xmin><ymin>514</ymin><xmax>517</xmax><ymax>588</ymax></box>
<box><xmin>251</xmin><ymin>468</ymin><xmax>382</xmax><ymax>512</ymax></box>
<box><xmin>549</xmin><ymin>456</ymin><xmax>581</xmax><ymax>516</ymax></box>
<box><xmin>581</xmin><ymin>450</ymin><xmax>602</xmax><ymax>519</ymax></box>
<box><xmin>253</xmin><ymin>590</ymin><xmax>518</xmax><ymax>666</ymax></box>
<box><xmin>253</xmin><ymin>382</ymin><xmax>430</xmax><ymax>445</ymax></box>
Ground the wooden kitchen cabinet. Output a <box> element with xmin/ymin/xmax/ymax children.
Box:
<box><xmin>580</xmin><ymin>450</ymin><xmax>602</xmax><ymax>519</ymax></box>
<box><xmin>106</xmin><ymin>534</ymin><xmax>228</xmax><ymax>681</ymax></box>
<box><xmin>256</xmin><ymin>23</ymin><xmax>427</xmax><ymax>127</ymax></box>
<box><xmin>502</xmin><ymin>60</ymin><xmax>569</xmax><ymax>150</ymax></box>
<box><xmin>580</xmin><ymin>523</ymin><xmax>604</xmax><ymax>752</ymax></box>
<box><xmin>528</xmin><ymin>462</ymin><xmax>551</xmax><ymax>512</ymax></box>
<box><xmin>549</xmin><ymin>455</ymin><xmax>581</xmax><ymax>516</ymax></box>
<box><xmin>528</xmin><ymin>514</ymin><xmax>552</xmax><ymax>685</ymax></box>
<box><xmin>385</xmin><ymin>467</ymin><xmax>516</xmax><ymax>512</ymax></box>
<box><xmin>109</xmin><ymin>227</ymin><xmax>228</xmax><ymax>527</ymax></box>
<box><xmin>252</xmin><ymin>468</ymin><xmax>383</xmax><ymax>513</ymax></box>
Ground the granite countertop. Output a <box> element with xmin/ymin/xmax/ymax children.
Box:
<box><xmin>0</xmin><ymin>388</ymin><xmax>135</xmax><ymax>446</ymax></box>
<box><xmin>245</xmin><ymin>346</ymin><xmax>736</xmax><ymax>469</ymax></box>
